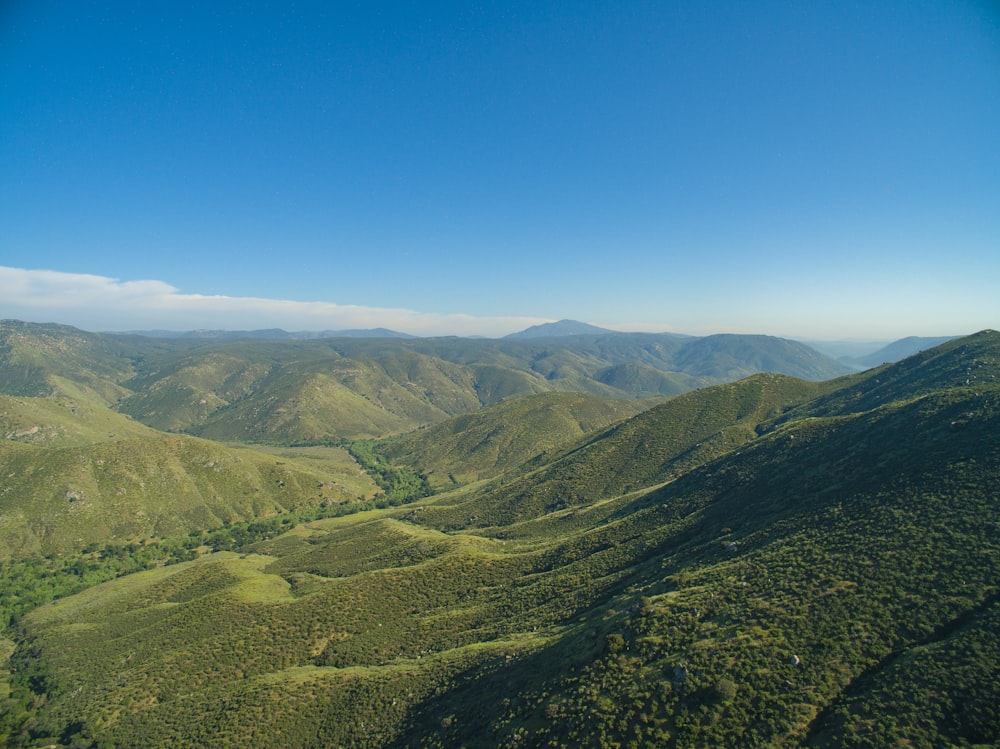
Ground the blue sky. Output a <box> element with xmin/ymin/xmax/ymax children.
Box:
<box><xmin>1</xmin><ymin>1</ymin><xmax>998</xmax><ymax>338</ymax></box>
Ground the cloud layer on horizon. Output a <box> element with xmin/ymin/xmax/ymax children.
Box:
<box><xmin>0</xmin><ymin>266</ymin><xmax>549</xmax><ymax>337</ymax></box>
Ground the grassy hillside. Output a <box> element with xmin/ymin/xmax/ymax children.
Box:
<box><xmin>0</xmin><ymin>341</ymin><xmax>385</xmax><ymax>557</ymax></box>
<box><xmin>2</xmin><ymin>332</ymin><xmax>995</xmax><ymax>747</ymax></box>
<box><xmin>0</xmin><ymin>390</ymin><xmax>157</xmax><ymax>448</ymax></box>
<box><xmin>397</xmin><ymin>382</ymin><xmax>1000</xmax><ymax>748</ymax></box>
<box><xmin>0</xmin><ymin>320</ymin><xmax>196</xmax><ymax>404</ymax></box>
<box><xmin>0</xmin><ymin>432</ymin><xmax>378</xmax><ymax>557</ymax></box>
<box><xmin>108</xmin><ymin>333</ymin><xmax>843</xmax><ymax>442</ymax></box>
<box><xmin>770</xmin><ymin>329</ymin><xmax>1000</xmax><ymax>425</ymax></box>
<box><xmin>0</xmin><ymin>321</ymin><xmax>132</xmax><ymax>400</ymax></box>
<box><xmin>416</xmin><ymin>372</ymin><xmax>831</xmax><ymax>529</ymax></box>
<box><xmin>378</xmin><ymin>392</ymin><xmax>651</xmax><ymax>488</ymax></box>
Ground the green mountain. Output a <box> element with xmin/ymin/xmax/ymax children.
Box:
<box><xmin>414</xmin><ymin>372</ymin><xmax>832</xmax><ymax>530</ymax></box>
<box><xmin>377</xmin><ymin>391</ymin><xmax>651</xmax><ymax>489</ymax></box>
<box><xmin>670</xmin><ymin>333</ymin><xmax>850</xmax><ymax>381</ymax></box>
<box><xmin>0</xmin><ymin>320</ymin><xmax>139</xmax><ymax>403</ymax></box>
<box><xmin>2</xmin><ymin>322</ymin><xmax>852</xmax><ymax>446</ymax></box>
<box><xmin>128</xmin><ymin>327</ymin><xmax>416</xmax><ymax>340</ymax></box>
<box><xmin>120</xmin><ymin>348</ymin><xmax>485</xmax><ymax>441</ymax></box>
<box><xmin>2</xmin><ymin>331</ymin><xmax>996</xmax><ymax>748</ymax></box>
<box><xmin>0</xmin><ymin>390</ymin><xmax>158</xmax><ymax>448</ymax></box>
<box><xmin>0</xmin><ymin>427</ymin><xmax>377</xmax><ymax>557</ymax></box>
<box><xmin>595</xmin><ymin>361</ymin><xmax>701</xmax><ymax>396</ymax></box>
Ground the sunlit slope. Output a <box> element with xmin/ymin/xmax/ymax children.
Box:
<box><xmin>417</xmin><ymin>372</ymin><xmax>830</xmax><ymax>529</ymax></box>
<box><xmin>0</xmin><ymin>320</ymin><xmax>135</xmax><ymax>401</ymax></box>
<box><xmin>115</xmin><ymin>350</ymin><xmax>278</xmax><ymax>432</ymax></box>
<box><xmin>0</xmin><ymin>433</ymin><xmax>376</xmax><ymax>557</ymax></box>
<box><xmin>9</xmin><ymin>334</ymin><xmax>999</xmax><ymax>747</ymax></box>
<box><xmin>377</xmin><ymin>392</ymin><xmax>651</xmax><ymax>488</ymax></box>
<box><xmin>11</xmin><ymin>524</ymin><xmax>545</xmax><ymax>747</ymax></box>
<box><xmin>0</xmin><ymin>320</ymin><xmax>193</xmax><ymax>405</ymax></box>
<box><xmin>120</xmin><ymin>347</ymin><xmax>489</xmax><ymax>440</ymax></box>
<box><xmin>0</xmin><ymin>391</ymin><xmax>159</xmax><ymax>447</ymax></box>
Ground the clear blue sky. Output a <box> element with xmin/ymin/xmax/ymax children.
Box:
<box><xmin>1</xmin><ymin>1</ymin><xmax>998</xmax><ymax>338</ymax></box>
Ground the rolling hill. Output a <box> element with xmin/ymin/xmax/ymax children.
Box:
<box><xmin>0</xmin><ymin>427</ymin><xmax>378</xmax><ymax>557</ymax></box>
<box><xmin>2</xmin><ymin>321</ymin><xmax>852</xmax><ymax>445</ymax></box>
<box><xmin>1</xmin><ymin>330</ymin><xmax>996</xmax><ymax>748</ymax></box>
<box><xmin>377</xmin><ymin>391</ymin><xmax>651</xmax><ymax>489</ymax></box>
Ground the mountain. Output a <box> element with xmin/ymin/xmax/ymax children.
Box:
<box><xmin>0</xmin><ymin>320</ymin><xmax>142</xmax><ymax>402</ymax></box>
<box><xmin>769</xmin><ymin>329</ymin><xmax>999</xmax><ymax>424</ymax></box>
<box><xmin>2</xmin><ymin>331</ymin><xmax>997</xmax><ymax>747</ymax></box>
<box><xmin>127</xmin><ymin>327</ymin><xmax>416</xmax><ymax>339</ymax></box>
<box><xmin>0</xmin><ymin>396</ymin><xmax>378</xmax><ymax>556</ymax></box>
<box><xmin>504</xmin><ymin>319</ymin><xmax>620</xmax><ymax>338</ymax></box>
<box><xmin>414</xmin><ymin>372</ymin><xmax>833</xmax><ymax>529</ymax></box>
<box><xmin>117</xmin><ymin>346</ymin><xmax>487</xmax><ymax>441</ymax></box>
<box><xmin>1</xmin><ymin>321</ymin><xmax>851</xmax><ymax>445</ymax></box>
<box><xmin>114</xmin><ymin>333</ymin><xmax>849</xmax><ymax>441</ymax></box>
<box><xmin>595</xmin><ymin>361</ymin><xmax>701</xmax><ymax>396</ymax></box>
<box><xmin>841</xmin><ymin>334</ymin><xmax>959</xmax><ymax>369</ymax></box>
<box><xmin>670</xmin><ymin>333</ymin><xmax>851</xmax><ymax>381</ymax></box>
<box><xmin>377</xmin><ymin>391</ymin><xmax>651</xmax><ymax>489</ymax></box>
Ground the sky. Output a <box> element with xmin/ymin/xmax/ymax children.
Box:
<box><xmin>1</xmin><ymin>1</ymin><xmax>998</xmax><ymax>340</ymax></box>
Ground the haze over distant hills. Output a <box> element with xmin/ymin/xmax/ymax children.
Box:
<box><xmin>122</xmin><ymin>319</ymin><xmax>957</xmax><ymax>367</ymax></box>
<box><xmin>840</xmin><ymin>335</ymin><xmax>959</xmax><ymax>369</ymax></box>
<box><xmin>504</xmin><ymin>319</ymin><xmax>625</xmax><ymax>339</ymax></box>
<box><xmin>128</xmin><ymin>327</ymin><xmax>417</xmax><ymax>340</ymax></box>
<box><xmin>804</xmin><ymin>335</ymin><xmax>960</xmax><ymax>370</ymax></box>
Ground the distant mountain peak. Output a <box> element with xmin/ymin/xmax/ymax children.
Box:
<box><xmin>505</xmin><ymin>319</ymin><xmax>617</xmax><ymax>339</ymax></box>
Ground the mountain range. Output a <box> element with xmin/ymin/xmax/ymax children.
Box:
<box><xmin>0</xmin><ymin>320</ymin><xmax>996</xmax><ymax>748</ymax></box>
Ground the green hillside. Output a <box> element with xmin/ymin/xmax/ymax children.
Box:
<box><xmin>0</xmin><ymin>390</ymin><xmax>158</xmax><ymax>448</ymax></box>
<box><xmin>671</xmin><ymin>333</ymin><xmax>850</xmax><ymax>381</ymax></box>
<box><xmin>596</xmin><ymin>361</ymin><xmax>701</xmax><ymax>397</ymax></box>
<box><xmin>0</xmin><ymin>432</ymin><xmax>377</xmax><ymax>557</ymax></box>
<box><xmin>0</xmin><ymin>321</ymin><xmax>132</xmax><ymax>399</ymax></box>
<box><xmin>773</xmin><ymin>329</ymin><xmax>1000</xmax><ymax>423</ymax></box>
<box><xmin>0</xmin><ymin>337</ymin><xmax>386</xmax><ymax>557</ymax></box>
<box><xmin>415</xmin><ymin>372</ymin><xmax>831</xmax><ymax>529</ymax></box>
<box><xmin>1</xmin><ymin>331</ymin><xmax>995</xmax><ymax>748</ymax></box>
<box><xmin>378</xmin><ymin>392</ymin><xmax>651</xmax><ymax>488</ymax></box>
<box><xmin>2</xmin><ymin>322</ymin><xmax>852</xmax><ymax>446</ymax></box>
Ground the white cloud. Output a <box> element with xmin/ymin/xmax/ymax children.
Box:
<box><xmin>0</xmin><ymin>266</ymin><xmax>548</xmax><ymax>337</ymax></box>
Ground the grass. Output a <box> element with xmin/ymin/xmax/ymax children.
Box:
<box><xmin>0</xmin><ymin>415</ymin><xmax>379</xmax><ymax>556</ymax></box>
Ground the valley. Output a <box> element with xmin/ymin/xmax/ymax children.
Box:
<box><xmin>0</xmin><ymin>320</ymin><xmax>997</xmax><ymax>747</ymax></box>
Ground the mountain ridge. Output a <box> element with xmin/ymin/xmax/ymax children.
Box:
<box><xmin>1</xmin><ymin>331</ymin><xmax>996</xmax><ymax>746</ymax></box>
<box><xmin>504</xmin><ymin>319</ymin><xmax>622</xmax><ymax>338</ymax></box>
<box><xmin>2</xmin><ymin>320</ymin><xmax>854</xmax><ymax>444</ymax></box>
